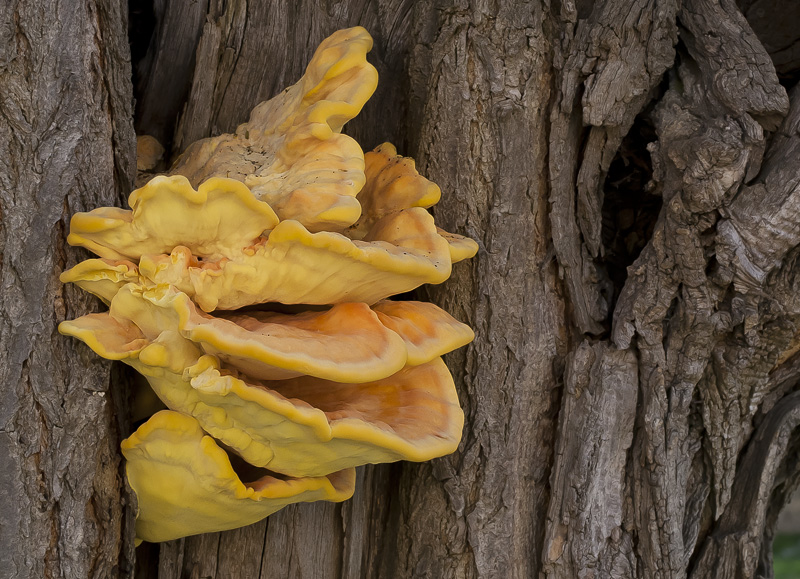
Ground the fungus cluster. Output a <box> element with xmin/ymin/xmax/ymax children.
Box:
<box><xmin>59</xmin><ymin>27</ymin><xmax>477</xmax><ymax>543</ymax></box>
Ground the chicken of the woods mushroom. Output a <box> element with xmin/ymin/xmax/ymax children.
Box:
<box><xmin>59</xmin><ymin>26</ymin><xmax>478</xmax><ymax>543</ymax></box>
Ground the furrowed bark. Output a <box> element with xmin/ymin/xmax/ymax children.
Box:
<box><xmin>542</xmin><ymin>342</ymin><xmax>639</xmax><ymax>577</ymax></box>
<box><xmin>549</xmin><ymin>0</ymin><xmax>679</xmax><ymax>335</ymax></box>
<box><xmin>0</xmin><ymin>0</ymin><xmax>137</xmax><ymax>577</ymax></box>
<box><xmin>604</xmin><ymin>0</ymin><xmax>792</xmax><ymax>575</ymax></box>
<box><xmin>393</xmin><ymin>2</ymin><xmax>562</xmax><ymax>576</ymax></box>
<box><xmin>132</xmin><ymin>0</ymin><xmax>207</xmax><ymax>149</ymax></box>
<box><xmin>691</xmin><ymin>392</ymin><xmax>800</xmax><ymax>578</ymax></box>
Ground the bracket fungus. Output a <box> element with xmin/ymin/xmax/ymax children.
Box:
<box><xmin>123</xmin><ymin>411</ymin><xmax>355</xmax><ymax>542</ymax></box>
<box><xmin>59</xmin><ymin>26</ymin><xmax>478</xmax><ymax>542</ymax></box>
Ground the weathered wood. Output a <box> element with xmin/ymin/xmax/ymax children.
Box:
<box><xmin>394</xmin><ymin>3</ymin><xmax>563</xmax><ymax>577</ymax></box>
<box><xmin>549</xmin><ymin>0</ymin><xmax>679</xmax><ymax>335</ymax></box>
<box><xmin>691</xmin><ymin>392</ymin><xmax>800</xmax><ymax>578</ymax></box>
<box><xmin>542</xmin><ymin>342</ymin><xmax>639</xmax><ymax>578</ymax></box>
<box><xmin>133</xmin><ymin>0</ymin><xmax>207</xmax><ymax>148</ymax></box>
<box><xmin>0</xmin><ymin>0</ymin><xmax>137</xmax><ymax>577</ymax></box>
<box><xmin>718</xmin><ymin>82</ymin><xmax>800</xmax><ymax>291</ymax></box>
<box><xmin>737</xmin><ymin>0</ymin><xmax>800</xmax><ymax>78</ymax></box>
<box><xmin>605</xmin><ymin>1</ymin><xmax>792</xmax><ymax>576</ymax></box>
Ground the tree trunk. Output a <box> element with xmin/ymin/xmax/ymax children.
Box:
<box><xmin>5</xmin><ymin>0</ymin><xmax>800</xmax><ymax>577</ymax></box>
<box><xmin>0</xmin><ymin>0</ymin><xmax>137</xmax><ymax>577</ymax></box>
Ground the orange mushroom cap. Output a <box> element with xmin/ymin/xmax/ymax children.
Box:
<box><xmin>79</xmin><ymin>283</ymin><xmax>411</xmax><ymax>383</ymax></box>
<box><xmin>372</xmin><ymin>300</ymin><xmax>474</xmax><ymax>366</ymax></box>
<box><xmin>136</xmin><ymin>135</ymin><xmax>165</xmax><ymax>172</ymax></box>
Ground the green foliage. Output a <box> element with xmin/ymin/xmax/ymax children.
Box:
<box><xmin>774</xmin><ymin>533</ymin><xmax>800</xmax><ymax>579</ymax></box>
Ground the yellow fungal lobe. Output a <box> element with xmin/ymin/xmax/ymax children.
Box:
<box><xmin>372</xmin><ymin>300</ymin><xmax>474</xmax><ymax>366</ymax></box>
<box><xmin>437</xmin><ymin>227</ymin><xmax>479</xmax><ymax>263</ymax></box>
<box><xmin>169</xmin><ymin>27</ymin><xmax>378</xmax><ymax>232</ymax></box>
<box><xmin>59</xmin><ymin>314</ymin><xmax>146</xmax><ymax>360</ymax></box>
<box><xmin>60</xmin><ymin>258</ymin><xmax>140</xmax><ymax>304</ymax></box>
<box><xmin>122</xmin><ymin>410</ymin><xmax>355</xmax><ymax>542</ymax></box>
<box><xmin>348</xmin><ymin>142</ymin><xmax>442</xmax><ymax>239</ymax></box>
<box><xmin>103</xmin><ymin>283</ymin><xmax>411</xmax><ymax>382</ymax></box>
<box><xmin>160</xmin><ymin>354</ymin><xmax>464</xmax><ymax>477</ymax></box>
<box><xmin>60</xmin><ymin>287</ymin><xmax>468</xmax><ymax>477</ymax></box>
<box><xmin>134</xmin><ymin>211</ymin><xmax>453</xmax><ymax>311</ymax></box>
<box><xmin>67</xmin><ymin>175</ymin><xmax>278</xmax><ymax>261</ymax></box>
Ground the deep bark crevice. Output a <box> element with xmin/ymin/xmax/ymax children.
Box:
<box><xmin>601</xmin><ymin>109</ymin><xmax>662</xmax><ymax>315</ymax></box>
<box><xmin>128</xmin><ymin>0</ymin><xmax>156</xmax><ymax>95</ymax></box>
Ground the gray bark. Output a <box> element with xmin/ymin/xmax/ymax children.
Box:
<box><xmin>5</xmin><ymin>0</ymin><xmax>800</xmax><ymax>577</ymax></box>
<box><xmin>0</xmin><ymin>0</ymin><xmax>137</xmax><ymax>577</ymax></box>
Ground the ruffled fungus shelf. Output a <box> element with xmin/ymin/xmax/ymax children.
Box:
<box><xmin>59</xmin><ymin>26</ymin><xmax>477</xmax><ymax>543</ymax></box>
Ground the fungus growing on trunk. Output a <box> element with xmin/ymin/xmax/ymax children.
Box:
<box><xmin>61</xmin><ymin>284</ymin><xmax>468</xmax><ymax>476</ymax></box>
<box><xmin>59</xmin><ymin>26</ymin><xmax>478</xmax><ymax>542</ymax></box>
<box><xmin>166</xmin><ymin>26</ymin><xmax>378</xmax><ymax>232</ymax></box>
<box><xmin>63</xmin><ymin>191</ymin><xmax>469</xmax><ymax>311</ymax></box>
<box><xmin>123</xmin><ymin>411</ymin><xmax>355</xmax><ymax>543</ymax></box>
<box><xmin>67</xmin><ymin>175</ymin><xmax>279</xmax><ymax>261</ymax></box>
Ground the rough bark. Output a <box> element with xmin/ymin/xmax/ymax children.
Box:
<box><xmin>394</xmin><ymin>4</ymin><xmax>562</xmax><ymax>576</ymax></box>
<box><xmin>7</xmin><ymin>0</ymin><xmax>800</xmax><ymax>577</ymax></box>
<box><xmin>0</xmin><ymin>0</ymin><xmax>137</xmax><ymax>577</ymax></box>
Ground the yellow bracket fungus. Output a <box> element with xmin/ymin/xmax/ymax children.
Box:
<box><xmin>61</xmin><ymin>284</ymin><xmax>469</xmax><ymax>476</ymax></box>
<box><xmin>372</xmin><ymin>300</ymin><xmax>475</xmax><ymax>365</ymax></box>
<box><xmin>59</xmin><ymin>26</ymin><xmax>479</xmax><ymax>542</ymax></box>
<box><xmin>123</xmin><ymin>411</ymin><xmax>355</xmax><ymax>542</ymax></box>
<box><xmin>140</xmin><ymin>207</ymin><xmax>453</xmax><ymax>311</ymax></box>
<box><xmin>438</xmin><ymin>228</ymin><xmax>480</xmax><ymax>263</ymax></box>
<box><xmin>63</xmin><ymin>207</ymin><xmax>456</xmax><ymax>311</ymax></box>
<box><xmin>65</xmin><ymin>283</ymin><xmax>467</xmax><ymax>382</ymax></box>
<box><xmin>62</xmin><ymin>166</ymin><xmax>475</xmax><ymax>310</ymax></box>
<box><xmin>140</xmin><ymin>349</ymin><xmax>463</xmax><ymax>478</ymax></box>
<box><xmin>61</xmin><ymin>258</ymin><xmax>140</xmax><ymax>304</ymax></box>
<box><xmin>347</xmin><ymin>142</ymin><xmax>441</xmax><ymax>238</ymax></box>
<box><xmin>67</xmin><ymin>175</ymin><xmax>279</xmax><ymax>261</ymax></box>
<box><xmin>170</xmin><ymin>27</ymin><xmax>378</xmax><ymax>232</ymax></box>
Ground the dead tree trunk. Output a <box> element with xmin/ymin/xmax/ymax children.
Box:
<box><xmin>4</xmin><ymin>0</ymin><xmax>800</xmax><ymax>577</ymax></box>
